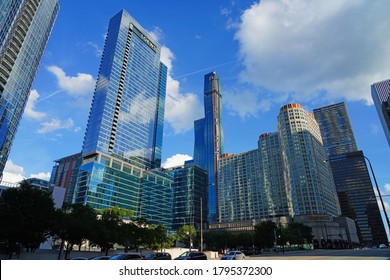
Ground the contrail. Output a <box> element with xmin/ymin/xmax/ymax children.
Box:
<box><xmin>36</xmin><ymin>89</ymin><xmax>65</xmax><ymax>103</ymax></box>
<box><xmin>173</xmin><ymin>60</ymin><xmax>237</xmax><ymax>79</ymax></box>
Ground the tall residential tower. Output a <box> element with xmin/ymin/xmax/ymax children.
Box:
<box><xmin>73</xmin><ymin>10</ymin><xmax>168</xmax><ymax>215</ymax></box>
<box><xmin>0</xmin><ymin>0</ymin><xmax>59</xmax><ymax>177</ymax></box>
<box><xmin>194</xmin><ymin>71</ymin><xmax>224</xmax><ymax>223</ymax></box>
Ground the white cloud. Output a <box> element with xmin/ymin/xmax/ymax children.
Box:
<box><xmin>235</xmin><ymin>0</ymin><xmax>390</xmax><ymax>107</ymax></box>
<box><xmin>36</xmin><ymin>118</ymin><xmax>80</xmax><ymax>134</ymax></box>
<box><xmin>2</xmin><ymin>160</ymin><xmax>25</xmax><ymax>184</ymax></box>
<box><xmin>162</xmin><ymin>154</ymin><xmax>193</xmax><ymax>169</ymax></box>
<box><xmin>24</xmin><ymin>89</ymin><xmax>47</xmax><ymax>120</ymax></box>
<box><xmin>160</xmin><ymin>46</ymin><xmax>203</xmax><ymax>134</ymax></box>
<box><xmin>384</xmin><ymin>184</ymin><xmax>390</xmax><ymax>194</ymax></box>
<box><xmin>30</xmin><ymin>172</ymin><xmax>51</xmax><ymax>181</ymax></box>
<box><xmin>47</xmin><ymin>65</ymin><xmax>95</xmax><ymax>96</ymax></box>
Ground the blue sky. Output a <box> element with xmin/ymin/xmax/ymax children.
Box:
<box><xmin>2</xmin><ymin>0</ymin><xmax>390</xmax><ymax>235</ymax></box>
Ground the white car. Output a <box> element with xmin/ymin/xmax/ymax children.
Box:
<box><xmin>220</xmin><ymin>251</ymin><xmax>246</xmax><ymax>260</ymax></box>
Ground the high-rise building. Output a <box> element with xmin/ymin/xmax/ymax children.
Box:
<box><xmin>169</xmin><ymin>163</ymin><xmax>208</xmax><ymax>230</ymax></box>
<box><xmin>0</xmin><ymin>0</ymin><xmax>59</xmax><ymax>177</ymax></box>
<box><xmin>278</xmin><ymin>103</ymin><xmax>341</xmax><ymax>217</ymax></box>
<box><xmin>371</xmin><ymin>79</ymin><xmax>390</xmax><ymax>147</ymax></box>
<box><xmin>50</xmin><ymin>152</ymin><xmax>82</xmax><ymax>204</ymax></box>
<box><xmin>313</xmin><ymin>102</ymin><xmax>358</xmax><ymax>156</ymax></box>
<box><xmin>73</xmin><ymin>10</ymin><xmax>168</xmax><ymax>215</ymax></box>
<box><xmin>193</xmin><ymin>71</ymin><xmax>224</xmax><ymax>223</ymax></box>
<box><xmin>328</xmin><ymin>151</ymin><xmax>388</xmax><ymax>245</ymax></box>
<box><xmin>314</xmin><ymin>102</ymin><xmax>388</xmax><ymax>245</ymax></box>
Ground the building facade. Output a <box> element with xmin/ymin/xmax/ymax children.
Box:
<box><xmin>49</xmin><ymin>152</ymin><xmax>82</xmax><ymax>204</ymax></box>
<box><xmin>313</xmin><ymin>102</ymin><xmax>358</xmax><ymax>156</ymax></box>
<box><xmin>193</xmin><ymin>71</ymin><xmax>224</xmax><ymax>223</ymax></box>
<box><xmin>73</xmin><ymin>10</ymin><xmax>168</xmax><ymax>219</ymax></box>
<box><xmin>169</xmin><ymin>163</ymin><xmax>208</xmax><ymax>230</ymax></box>
<box><xmin>371</xmin><ymin>79</ymin><xmax>390</xmax><ymax>147</ymax></box>
<box><xmin>278</xmin><ymin>103</ymin><xmax>341</xmax><ymax>217</ymax></box>
<box><xmin>327</xmin><ymin>151</ymin><xmax>388</xmax><ymax>245</ymax></box>
<box><xmin>0</xmin><ymin>0</ymin><xmax>59</xmax><ymax>177</ymax></box>
<box><xmin>314</xmin><ymin>102</ymin><xmax>388</xmax><ymax>245</ymax></box>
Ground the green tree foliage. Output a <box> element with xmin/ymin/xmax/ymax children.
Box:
<box><xmin>0</xmin><ymin>180</ymin><xmax>56</xmax><ymax>252</ymax></box>
<box><xmin>52</xmin><ymin>204</ymin><xmax>97</xmax><ymax>259</ymax></box>
<box><xmin>254</xmin><ymin>220</ymin><xmax>278</xmax><ymax>249</ymax></box>
<box><xmin>175</xmin><ymin>225</ymin><xmax>196</xmax><ymax>248</ymax></box>
<box><xmin>283</xmin><ymin>222</ymin><xmax>313</xmax><ymax>245</ymax></box>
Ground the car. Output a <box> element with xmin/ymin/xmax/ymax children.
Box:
<box><xmin>220</xmin><ymin>251</ymin><xmax>246</xmax><ymax>260</ymax></box>
<box><xmin>88</xmin><ymin>255</ymin><xmax>111</xmax><ymax>260</ymax></box>
<box><xmin>68</xmin><ymin>257</ymin><xmax>88</xmax><ymax>260</ymax></box>
<box><xmin>379</xmin><ymin>244</ymin><xmax>387</xmax><ymax>249</ymax></box>
<box><xmin>109</xmin><ymin>253</ymin><xmax>144</xmax><ymax>260</ymax></box>
<box><xmin>174</xmin><ymin>251</ymin><xmax>207</xmax><ymax>260</ymax></box>
<box><xmin>144</xmin><ymin>252</ymin><xmax>172</xmax><ymax>260</ymax></box>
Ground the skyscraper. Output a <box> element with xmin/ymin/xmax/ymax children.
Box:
<box><xmin>0</xmin><ymin>0</ymin><xmax>59</xmax><ymax>177</ymax></box>
<box><xmin>278</xmin><ymin>103</ymin><xmax>341</xmax><ymax>217</ymax></box>
<box><xmin>314</xmin><ymin>102</ymin><xmax>388</xmax><ymax>245</ymax></box>
<box><xmin>371</xmin><ymin>79</ymin><xmax>390</xmax><ymax>147</ymax></box>
<box><xmin>73</xmin><ymin>10</ymin><xmax>168</xmax><ymax>214</ymax></box>
<box><xmin>313</xmin><ymin>102</ymin><xmax>358</xmax><ymax>156</ymax></box>
<box><xmin>194</xmin><ymin>71</ymin><xmax>224</xmax><ymax>223</ymax></box>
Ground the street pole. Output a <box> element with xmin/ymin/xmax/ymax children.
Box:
<box><xmin>200</xmin><ymin>197</ymin><xmax>203</xmax><ymax>252</ymax></box>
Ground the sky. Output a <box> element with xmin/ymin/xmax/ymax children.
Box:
<box><xmin>2</xmin><ymin>0</ymin><xmax>390</xmax><ymax>236</ymax></box>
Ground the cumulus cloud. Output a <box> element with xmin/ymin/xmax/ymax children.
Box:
<box><xmin>36</xmin><ymin>118</ymin><xmax>80</xmax><ymax>134</ymax></box>
<box><xmin>2</xmin><ymin>160</ymin><xmax>25</xmax><ymax>184</ymax></box>
<box><xmin>235</xmin><ymin>0</ymin><xmax>390</xmax><ymax>108</ymax></box>
<box><xmin>47</xmin><ymin>65</ymin><xmax>96</xmax><ymax>96</ymax></box>
<box><xmin>30</xmin><ymin>172</ymin><xmax>51</xmax><ymax>181</ymax></box>
<box><xmin>24</xmin><ymin>89</ymin><xmax>47</xmax><ymax>120</ymax></box>
<box><xmin>162</xmin><ymin>154</ymin><xmax>193</xmax><ymax>169</ymax></box>
<box><xmin>384</xmin><ymin>184</ymin><xmax>390</xmax><ymax>194</ymax></box>
<box><xmin>160</xmin><ymin>46</ymin><xmax>203</xmax><ymax>134</ymax></box>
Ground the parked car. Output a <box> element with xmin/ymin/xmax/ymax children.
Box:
<box><xmin>220</xmin><ymin>251</ymin><xmax>246</xmax><ymax>260</ymax></box>
<box><xmin>68</xmin><ymin>257</ymin><xmax>88</xmax><ymax>260</ymax></box>
<box><xmin>379</xmin><ymin>244</ymin><xmax>387</xmax><ymax>249</ymax></box>
<box><xmin>144</xmin><ymin>252</ymin><xmax>172</xmax><ymax>260</ymax></box>
<box><xmin>88</xmin><ymin>255</ymin><xmax>111</xmax><ymax>260</ymax></box>
<box><xmin>109</xmin><ymin>253</ymin><xmax>144</xmax><ymax>260</ymax></box>
<box><xmin>174</xmin><ymin>251</ymin><xmax>207</xmax><ymax>260</ymax></box>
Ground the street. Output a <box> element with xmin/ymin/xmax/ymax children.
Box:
<box><xmin>247</xmin><ymin>248</ymin><xmax>390</xmax><ymax>260</ymax></box>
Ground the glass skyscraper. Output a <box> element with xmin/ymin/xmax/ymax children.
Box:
<box><xmin>73</xmin><ymin>10</ymin><xmax>168</xmax><ymax>216</ymax></box>
<box><xmin>193</xmin><ymin>71</ymin><xmax>224</xmax><ymax>223</ymax></box>
<box><xmin>314</xmin><ymin>102</ymin><xmax>388</xmax><ymax>245</ymax></box>
<box><xmin>0</xmin><ymin>0</ymin><xmax>59</xmax><ymax>177</ymax></box>
<box><xmin>313</xmin><ymin>102</ymin><xmax>358</xmax><ymax>156</ymax></box>
<box><xmin>169</xmin><ymin>163</ymin><xmax>208</xmax><ymax>230</ymax></box>
<box><xmin>371</xmin><ymin>79</ymin><xmax>390</xmax><ymax>147</ymax></box>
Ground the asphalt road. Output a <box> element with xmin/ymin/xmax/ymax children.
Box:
<box><xmin>247</xmin><ymin>248</ymin><xmax>390</xmax><ymax>260</ymax></box>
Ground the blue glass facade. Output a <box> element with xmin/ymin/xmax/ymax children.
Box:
<box><xmin>193</xmin><ymin>71</ymin><xmax>223</xmax><ymax>223</ymax></box>
<box><xmin>169</xmin><ymin>163</ymin><xmax>208</xmax><ymax>230</ymax></box>
<box><xmin>0</xmin><ymin>0</ymin><xmax>59</xmax><ymax>176</ymax></box>
<box><xmin>73</xmin><ymin>10</ymin><xmax>169</xmax><ymax>220</ymax></box>
<box><xmin>371</xmin><ymin>79</ymin><xmax>390</xmax><ymax>147</ymax></box>
<box><xmin>313</xmin><ymin>102</ymin><xmax>358</xmax><ymax>156</ymax></box>
<box><xmin>81</xmin><ymin>10</ymin><xmax>166</xmax><ymax>169</ymax></box>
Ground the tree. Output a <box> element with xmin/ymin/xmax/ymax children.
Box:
<box><xmin>283</xmin><ymin>222</ymin><xmax>313</xmax><ymax>245</ymax></box>
<box><xmin>52</xmin><ymin>204</ymin><xmax>97</xmax><ymax>259</ymax></box>
<box><xmin>0</xmin><ymin>180</ymin><xmax>56</xmax><ymax>254</ymax></box>
<box><xmin>254</xmin><ymin>220</ymin><xmax>278</xmax><ymax>249</ymax></box>
<box><xmin>175</xmin><ymin>225</ymin><xmax>196</xmax><ymax>248</ymax></box>
<box><xmin>149</xmin><ymin>224</ymin><xmax>174</xmax><ymax>251</ymax></box>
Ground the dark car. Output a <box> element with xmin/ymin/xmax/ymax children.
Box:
<box><xmin>174</xmin><ymin>251</ymin><xmax>207</xmax><ymax>260</ymax></box>
<box><xmin>109</xmin><ymin>253</ymin><xmax>144</xmax><ymax>260</ymax></box>
<box><xmin>88</xmin><ymin>255</ymin><xmax>111</xmax><ymax>260</ymax></box>
<box><xmin>145</xmin><ymin>252</ymin><xmax>172</xmax><ymax>260</ymax></box>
